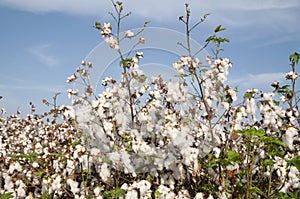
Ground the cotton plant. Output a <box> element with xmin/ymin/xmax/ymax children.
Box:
<box><xmin>67</xmin><ymin>1</ymin><xmax>300</xmax><ymax>198</ymax></box>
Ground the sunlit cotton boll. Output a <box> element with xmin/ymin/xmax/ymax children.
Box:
<box><xmin>67</xmin><ymin>179</ymin><xmax>80</xmax><ymax>195</ymax></box>
<box><xmin>100</xmin><ymin>163</ymin><xmax>110</xmax><ymax>182</ymax></box>
<box><xmin>124</xmin><ymin>30</ymin><xmax>134</xmax><ymax>38</ymax></box>
<box><xmin>283</xmin><ymin>127</ymin><xmax>298</xmax><ymax>150</ymax></box>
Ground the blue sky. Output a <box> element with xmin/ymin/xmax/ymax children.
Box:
<box><xmin>0</xmin><ymin>0</ymin><xmax>299</xmax><ymax>115</ymax></box>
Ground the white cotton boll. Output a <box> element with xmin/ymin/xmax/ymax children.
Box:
<box><xmin>90</xmin><ymin>147</ymin><xmax>101</xmax><ymax>156</ymax></box>
<box><xmin>289</xmin><ymin>166</ymin><xmax>299</xmax><ymax>183</ymax></box>
<box><xmin>124</xmin><ymin>30</ymin><xmax>134</xmax><ymax>38</ymax></box>
<box><xmin>125</xmin><ymin>190</ymin><xmax>138</xmax><ymax>199</ymax></box>
<box><xmin>207</xmin><ymin>194</ymin><xmax>214</xmax><ymax>199</ymax></box>
<box><xmin>28</xmin><ymin>163</ymin><xmax>38</xmax><ymax>172</ymax></box>
<box><xmin>8</xmin><ymin>162</ymin><xmax>22</xmax><ymax>174</ymax></box>
<box><xmin>100</xmin><ymin>163</ymin><xmax>110</xmax><ymax>182</ymax></box>
<box><xmin>121</xmin><ymin>183</ymin><xmax>129</xmax><ymax>190</ymax></box>
<box><xmin>212</xmin><ymin>147</ymin><xmax>221</xmax><ymax>158</ymax></box>
<box><xmin>51</xmin><ymin>175</ymin><xmax>62</xmax><ymax>193</ymax></box>
<box><xmin>137</xmin><ymin>180</ymin><xmax>151</xmax><ymax>197</ymax></box>
<box><xmin>94</xmin><ymin>186</ymin><xmax>102</xmax><ymax>196</ymax></box>
<box><xmin>66</xmin><ymin>159</ymin><xmax>75</xmax><ymax>174</ymax></box>
<box><xmin>283</xmin><ymin>127</ymin><xmax>297</xmax><ymax>150</ymax></box>
<box><xmin>221</xmin><ymin>102</ymin><xmax>229</xmax><ymax>110</ymax></box>
<box><xmin>177</xmin><ymin>189</ymin><xmax>190</xmax><ymax>198</ymax></box>
<box><xmin>264</xmin><ymin>171</ymin><xmax>270</xmax><ymax>177</ymax></box>
<box><xmin>16</xmin><ymin>180</ymin><xmax>26</xmax><ymax>198</ymax></box>
<box><xmin>280</xmin><ymin>182</ymin><xmax>291</xmax><ymax>193</ymax></box>
<box><xmin>195</xmin><ymin>192</ymin><xmax>205</xmax><ymax>199</ymax></box>
<box><xmin>3</xmin><ymin>173</ymin><xmax>14</xmax><ymax>192</ymax></box>
<box><xmin>263</xmin><ymin>92</ymin><xmax>274</xmax><ymax>101</ymax></box>
<box><xmin>42</xmin><ymin>178</ymin><xmax>50</xmax><ymax>193</ymax></box>
<box><xmin>67</xmin><ymin>179</ymin><xmax>80</xmax><ymax>195</ymax></box>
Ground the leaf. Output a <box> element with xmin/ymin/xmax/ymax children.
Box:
<box><xmin>226</xmin><ymin>150</ymin><xmax>241</xmax><ymax>163</ymax></box>
<box><xmin>289</xmin><ymin>52</ymin><xmax>300</xmax><ymax>65</ymax></box>
<box><xmin>243</xmin><ymin>92</ymin><xmax>253</xmax><ymax>99</ymax></box>
<box><xmin>206</xmin><ymin>35</ymin><xmax>215</xmax><ymax>42</ymax></box>
<box><xmin>95</xmin><ymin>22</ymin><xmax>101</xmax><ymax>29</ymax></box>
<box><xmin>111</xmin><ymin>189</ymin><xmax>126</xmax><ymax>197</ymax></box>
<box><xmin>184</xmin><ymin>118</ymin><xmax>191</xmax><ymax>123</ymax></box>
<box><xmin>249</xmin><ymin>186</ymin><xmax>264</xmax><ymax>195</ymax></box>
<box><xmin>263</xmin><ymin>159</ymin><xmax>275</xmax><ymax>166</ymax></box>
<box><xmin>0</xmin><ymin>193</ymin><xmax>14</xmax><ymax>199</ymax></box>
<box><xmin>204</xmin><ymin>13</ymin><xmax>211</xmax><ymax>18</ymax></box>
<box><xmin>120</xmin><ymin>58</ymin><xmax>132</xmax><ymax>68</ymax></box>
<box><xmin>42</xmin><ymin>99</ymin><xmax>49</xmax><ymax>106</ymax></box>
<box><xmin>287</xmin><ymin>156</ymin><xmax>300</xmax><ymax>171</ymax></box>
<box><xmin>224</xmin><ymin>38</ymin><xmax>230</xmax><ymax>43</ymax></box>
<box><xmin>262</xmin><ymin>137</ymin><xmax>288</xmax><ymax>148</ymax></box>
<box><xmin>155</xmin><ymin>190</ymin><xmax>162</xmax><ymax>196</ymax></box>
<box><xmin>144</xmin><ymin>20</ymin><xmax>151</xmax><ymax>26</ymax></box>
<box><xmin>102</xmin><ymin>157</ymin><xmax>111</xmax><ymax>163</ymax></box>
<box><xmin>272</xmin><ymin>100</ymin><xmax>280</xmax><ymax>106</ymax></box>
<box><xmin>214</xmin><ymin>25</ymin><xmax>226</xmax><ymax>33</ymax></box>
<box><xmin>116</xmin><ymin>1</ymin><xmax>123</xmax><ymax>6</ymax></box>
<box><xmin>238</xmin><ymin>128</ymin><xmax>264</xmax><ymax>139</ymax></box>
<box><xmin>103</xmin><ymin>189</ymin><xmax>126</xmax><ymax>198</ymax></box>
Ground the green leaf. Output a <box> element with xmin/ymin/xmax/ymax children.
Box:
<box><xmin>116</xmin><ymin>1</ymin><xmax>123</xmax><ymax>6</ymax></box>
<box><xmin>239</xmin><ymin>128</ymin><xmax>264</xmax><ymax>138</ymax></box>
<box><xmin>184</xmin><ymin>118</ymin><xmax>191</xmax><ymax>123</ymax></box>
<box><xmin>206</xmin><ymin>35</ymin><xmax>215</xmax><ymax>42</ymax></box>
<box><xmin>263</xmin><ymin>159</ymin><xmax>275</xmax><ymax>166</ymax></box>
<box><xmin>226</xmin><ymin>150</ymin><xmax>241</xmax><ymax>163</ymax></box>
<box><xmin>111</xmin><ymin>189</ymin><xmax>126</xmax><ymax>197</ymax></box>
<box><xmin>272</xmin><ymin>100</ymin><xmax>280</xmax><ymax>106</ymax></box>
<box><xmin>103</xmin><ymin>189</ymin><xmax>126</xmax><ymax>198</ymax></box>
<box><xmin>273</xmin><ymin>191</ymin><xmax>300</xmax><ymax>199</ymax></box>
<box><xmin>224</xmin><ymin>38</ymin><xmax>230</xmax><ymax>43</ymax></box>
<box><xmin>120</xmin><ymin>58</ymin><xmax>132</xmax><ymax>68</ymax></box>
<box><xmin>243</xmin><ymin>92</ymin><xmax>254</xmax><ymax>99</ymax></box>
<box><xmin>204</xmin><ymin>13</ymin><xmax>211</xmax><ymax>18</ymax></box>
<box><xmin>102</xmin><ymin>157</ymin><xmax>111</xmax><ymax>163</ymax></box>
<box><xmin>214</xmin><ymin>25</ymin><xmax>226</xmax><ymax>32</ymax></box>
<box><xmin>144</xmin><ymin>20</ymin><xmax>151</xmax><ymax>26</ymax></box>
<box><xmin>155</xmin><ymin>190</ymin><xmax>162</xmax><ymax>196</ymax></box>
<box><xmin>262</xmin><ymin>137</ymin><xmax>288</xmax><ymax>148</ymax></box>
<box><xmin>249</xmin><ymin>186</ymin><xmax>264</xmax><ymax>195</ymax></box>
<box><xmin>287</xmin><ymin>156</ymin><xmax>300</xmax><ymax>171</ymax></box>
<box><xmin>0</xmin><ymin>192</ymin><xmax>14</xmax><ymax>199</ymax></box>
<box><xmin>289</xmin><ymin>52</ymin><xmax>300</xmax><ymax>65</ymax></box>
<box><xmin>95</xmin><ymin>22</ymin><xmax>101</xmax><ymax>29</ymax></box>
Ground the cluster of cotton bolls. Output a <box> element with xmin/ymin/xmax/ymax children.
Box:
<box><xmin>63</xmin><ymin>43</ymin><xmax>299</xmax><ymax>197</ymax></box>
<box><xmin>0</xmin><ymin>109</ymin><xmax>93</xmax><ymax>198</ymax></box>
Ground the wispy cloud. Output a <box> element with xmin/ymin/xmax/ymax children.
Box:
<box><xmin>0</xmin><ymin>82</ymin><xmax>67</xmax><ymax>93</ymax></box>
<box><xmin>1</xmin><ymin>0</ymin><xmax>299</xmax><ymax>46</ymax></box>
<box><xmin>28</xmin><ymin>43</ymin><xmax>59</xmax><ymax>67</ymax></box>
<box><xmin>228</xmin><ymin>72</ymin><xmax>287</xmax><ymax>91</ymax></box>
<box><xmin>1</xmin><ymin>0</ymin><xmax>299</xmax><ymax>20</ymax></box>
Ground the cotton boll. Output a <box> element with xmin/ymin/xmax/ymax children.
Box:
<box><xmin>100</xmin><ymin>163</ymin><xmax>111</xmax><ymax>182</ymax></box>
<box><xmin>283</xmin><ymin>127</ymin><xmax>297</xmax><ymax>150</ymax></box>
<box><xmin>67</xmin><ymin>179</ymin><xmax>80</xmax><ymax>195</ymax></box>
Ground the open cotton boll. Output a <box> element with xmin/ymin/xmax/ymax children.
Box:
<box><xmin>283</xmin><ymin>127</ymin><xmax>298</xmax><ymax>150</ymax></box>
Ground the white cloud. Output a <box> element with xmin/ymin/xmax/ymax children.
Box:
<box><xmin>228</xmin><ymin>72</ymin><xmax>286</xmax><ymax>91</ymax></box>
<box><xmin>1</xmin><ymin>0</ymin><xmax>299</xmax><ymax>45</ymax></box>
<box><xmin>28</xmin><ymin>43</ymin><xmax>58</xmax><ymax>67</ymax></box>
<box><xmin>0</xmin><ymin>82</ymin><xmax>66</xmax><ymax>93</ymax></box>
<box><xmin>1</xmin><ymin>0</ymin><xmax>299</xmax><ymax>20</ymax></box>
